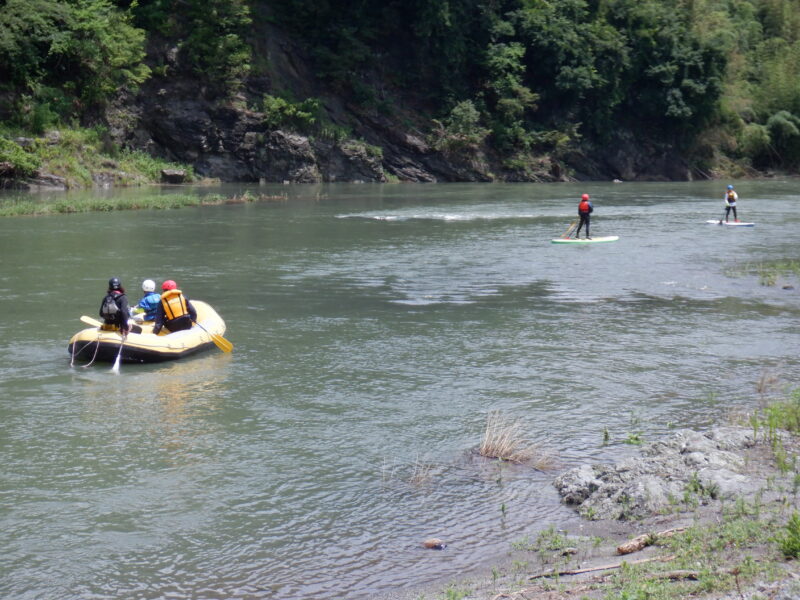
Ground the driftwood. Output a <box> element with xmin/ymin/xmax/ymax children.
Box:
<box><xmin>616</xmin><ymin>527</ymin><xmax>686</xmax><ymax>555</ymax></box>
<box><xmin>647</xmin><ymin>569</ymin><xmax>700</xmax><ymax>581</ymax></box>
<box><xmin>528</xmin><ymin>554</ymin><xmax>676</xmax><ymax>580</ymax></box>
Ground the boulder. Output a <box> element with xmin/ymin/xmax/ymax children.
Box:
<box><xmin>161</xmin><ymin>169</ymin><xmax>186</xmax><ymax>184</ymax></box>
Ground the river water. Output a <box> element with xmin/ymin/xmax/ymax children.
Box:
<box><xmin>1</xmin><ymin>181</ymin><xmax>798</xmax><ymax>599</ymax></box>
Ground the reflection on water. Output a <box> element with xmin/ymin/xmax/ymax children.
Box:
<box><xmin>1</xmin><ymin>181</ymin><xmax>799</xmax><ymax>599</ymax></box>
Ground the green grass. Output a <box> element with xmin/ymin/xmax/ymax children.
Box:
<box><xmin>1</xmin><ymin>126</ymin><xmax>195</xmax><ymax>188</ymax></box>
<box><xmin>725</xmin><ymin>260</ymin><xmax>800</xmax><ymax>286</ymax></box>
<box><xmin>0</xmin><ymin>190</ymin><xmax>287</xmax><ymax>217</ymax></box>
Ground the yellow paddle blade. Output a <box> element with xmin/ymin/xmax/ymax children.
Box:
<box><xmin>81</xmin><ymin>315</ymin><xmax>103</xmax><ymax>328</ymax></box>
<box><xmin>210</xmin><ymin>333</ymin><xmax>233</xmax><ymax>353</ymax></box>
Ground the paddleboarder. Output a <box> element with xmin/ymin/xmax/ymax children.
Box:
<box><xmin>574</xmin><ymin>193</ymin><xmax>593</xmax><ymax>239</ymax></box>
<box><xmin>723</xmin><ymin>184</ymin><xmax>739</xmax><ymax>223</ymax></box>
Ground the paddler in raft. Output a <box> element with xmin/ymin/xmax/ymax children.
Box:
<box><xmin>574</xmin><ymin>193</ymin><xmax>593</xmax><ymax>239</ymax></box>
<box><xmin>131</xmin><ymin>278</ymin><xmax>161</xmax><ymax>323</ymax></box>
<box><xmin>152</xmin><ymin>279</ymin><xmax>198</xmax><ymax>335</ymax></box>
<box><xmin>99</xmin><ymin>277</ymin><xmax>131</xmax><ymax>335</ymax></box>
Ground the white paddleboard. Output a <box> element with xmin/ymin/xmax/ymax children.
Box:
<box><xmin>706</xmin><ymin>220</ymin><xmax>755</xmax><ymax>227</ymax></box>
<box><xmin>551</xmin><ymin>236</ymin><xmax>619</xmax><ymax>244</ymax></box>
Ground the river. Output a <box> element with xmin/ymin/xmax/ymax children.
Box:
<box><xmin>1</xmin><ymin>181</ymin><xmax>798</xmax><ymax>599</ymax></box>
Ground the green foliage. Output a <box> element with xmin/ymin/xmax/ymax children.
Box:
<box><xmin>261</xmin><ymin>95</ymin><xmax>321</xmax><ymax>132</ymax></box>
<box><xmin>0</xmin><ymin>0</ymin><xmax>149</xmax><ymax>115</ymax></box>
<box><xmin>179</xmin><ymin>0</ymin><xmax>252</xmax><ymax>91</ymax></box>
<box><xmin>777</xmin><ymin>511</ymin><xmax>800</xmax><ymax>558</ymax></box>
<box><xmin>0</xmin><ymin>137</ymin><xmax>41</xmax><ymax>177</ymax></box>
<box><xmin>766</xmin><ymin>110</ymin><xmax>800</xmax><ymax>165</ymax></box>
<box><xmin>430</xmin><ymin>100</ymin><xmax>489</xmax><ymax>155</ymax></box>
<box><xmin>3</xmin><ymin>0</ymin><xmax>800</xmax><ymax>175</ymax></box>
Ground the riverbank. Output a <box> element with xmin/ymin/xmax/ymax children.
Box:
<box><xmin>408</xmin><ymin>393</ymin><xmax>800</xmax><ymax>600</ymax></box>
<box><xmin>0</xmin><ymin>189</ymin><xmax>286</xmax><ymax>217</ymax></box>
<box><xmin>0</xmin><ymin>127</ymin><xmax>196</xmax><ymax>191</ymax></box>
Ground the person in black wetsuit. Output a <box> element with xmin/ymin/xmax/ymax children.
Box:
<box><xmin>574</xmin><ymin>193</ymin><xmax>593</xmax><ymax>239</ymax></box>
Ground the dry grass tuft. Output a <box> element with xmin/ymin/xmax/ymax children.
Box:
<box><xmin>408</xmin><ymin>457</ymin><xmax>435</xmax><ymax>487</ymax></box>
<box><xmin>479</xmin><ymin>411</ymin><xmax>555</xmax><ymax>468</ymax></box>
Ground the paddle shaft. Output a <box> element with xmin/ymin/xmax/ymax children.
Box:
<box><xmin>561</xmin><ymin>221</ymin><xmax>577</xmax><ymax>238</ymax></box>
<box><xmin>111</xmin><ymin>332</ymin><xmax>126</xmax><ymax>373</ymax></box>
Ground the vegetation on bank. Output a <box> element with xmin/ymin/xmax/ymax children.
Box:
<box><xmin>2</xmin><ymin>0</ymin><xmax>800</xmax><ymax>180</ymax></box>
<box><xmin>0</xmin><ymin>190</ymin><xmax>285</xmax><ymax>217</ymax></box>
<box><xmin>0</xmin><ymin>126</ymin><xmax>194</xmax><ymax>187</ymax></box>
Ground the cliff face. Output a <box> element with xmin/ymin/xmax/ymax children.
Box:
<box><xmin>104</xmin><ymin>24</ymin><xmax>695</xmax><ymax>185</ymax></box>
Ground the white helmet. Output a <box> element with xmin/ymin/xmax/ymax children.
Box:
<box><xmin>142</xmin><ymin>279</ymin><xmax>156</xmax><ymax>292</ymax></box>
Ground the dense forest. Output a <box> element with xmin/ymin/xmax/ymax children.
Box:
<box><xmin>1</xmin><ymin>0</ymin><xmax>800</xmax><ymax>183</ymax></box>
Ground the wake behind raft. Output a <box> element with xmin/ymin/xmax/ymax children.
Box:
<box><xmin>69</xmin><ymin>300</ymin><xmax>228</xmax><ymax>364</ymax></box>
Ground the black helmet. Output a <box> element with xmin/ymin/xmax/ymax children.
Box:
<box><xmin>108</xmin><ymin>277</ymin><xmax>122</xmax><ymax>290</ymax></box>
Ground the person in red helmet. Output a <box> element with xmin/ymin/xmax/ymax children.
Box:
<box><xmin>574</xmin><ymin>193</ymin><xmax>593</xmax><ymax>239</ymax></box>
<box><xmin>152</xmin><ymin>279</ymin><xmax>197</xmax><ymax>335</ymax></box>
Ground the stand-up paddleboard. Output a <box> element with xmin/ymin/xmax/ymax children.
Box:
<box><xmin>705</xmin><ymin>220</ymin><xmax>755</xmax><ymax>227</ymax></box>
<box><xmin>551</xmin><ymin>236</ymin><xmax>619</xmax><ymax>244</ymax></box>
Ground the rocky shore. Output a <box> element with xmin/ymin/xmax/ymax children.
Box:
<box><xmin>408</xmin><ymin>423</ymin><xmax>800</xmax><ymax>600</ymax></box>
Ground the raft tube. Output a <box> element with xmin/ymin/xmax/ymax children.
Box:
<box><xmin>68</xmin><ymin>300</ymin><xmax>226</xmax><ymax>364</ymax></box>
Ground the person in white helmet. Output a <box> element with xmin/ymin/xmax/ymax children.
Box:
<box><xmin>132</xmin><ymin>279</ymin><xmax>161</xmax><ymax>322</ymax></box>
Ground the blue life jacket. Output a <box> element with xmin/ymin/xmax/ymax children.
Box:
<box><xmin>137</xmin><ymin>292</ymin><xmax>162</xmax><ymax>320</ymax></box>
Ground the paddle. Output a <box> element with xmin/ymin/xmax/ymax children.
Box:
<box><xmin>81</xmin><ymin>315</ymin><xmax>102</xmax><ymax>327</ymax></box>
<box><xmin>111</xmin><ymin>332</ymin><xmax>126</xmax><ymax>374</ymax></box>
<box><xmin>561</xmin><ymin>221</ymin><xmax>577</xmax><ymax>239</ymax></box>
<box><xmin>193</xmin><ymin>320</ymin><xmax>233</xmax><ymax>353</ymax></box>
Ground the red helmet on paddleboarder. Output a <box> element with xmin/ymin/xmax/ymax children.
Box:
<box><xmin>162</xmin><ymin>279</ymin><xmax>177</xmax><ymax>291</ymax></box>
<box><xmin>581</xmin><ymin>194</ymin><xmax>589</xmax><ymax>200</ymax></box>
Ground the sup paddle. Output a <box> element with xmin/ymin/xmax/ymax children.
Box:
<box><xmin>193</xmin><ymin>320</ymin><xmax>233</xmax><ymax>353</ymax></box>
<box><xmin>561</xmin><ymin>221</ymin><xmax>577</xmax><ymax>239</ymax></box>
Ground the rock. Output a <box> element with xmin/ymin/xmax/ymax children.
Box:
<box><xmin>161</xmin><ymin>169</ymin><xmax>186</xmax><ymax>184</ymax></box>
<box><xmin>26</xmin><ymin>172</ymin><xmax>67</xmax><ymax>190</ymax></box>
<box><xmin>555</xmin><ymin>426</ymin><xmax>771</xmax><ymax>520</ymax></box>
<box><xmin>0</xmin><ymin>161</ymin><xmax>17</xmax><ymax>177</ymax></box>
<box><xmin>423</xmin><ymin>538</ymin><xmax>446</xmax><ymax>550</ymax></box>
<box><xmin>553</xmin><ymin>464</ymin><xmax>603</xmax><ymax>504</ymax></box>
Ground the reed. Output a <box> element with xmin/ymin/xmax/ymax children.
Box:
<box><xmin>408</xmin><ymin>457</ymin><xmax>435</xmax><ymax>487</ymax></box>
<box><xmin>478</xmin><ymin>411</ymin><xmax>553</xmax><ymax>467</ymax></box>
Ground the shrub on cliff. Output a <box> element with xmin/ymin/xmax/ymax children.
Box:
<box><xmin>430</xmin><ymin>100</ymin><xmax>490</xmax><ymax>155</ymax></box>
<box><xmin>0</xmin><ymin>138</ymin><xmax>41</xmax><ymax>178</ymax></box>
<box><xmin>0</xmin><ymin>0</ymin><xmax>149</xmax><ymax>121</ymax></box>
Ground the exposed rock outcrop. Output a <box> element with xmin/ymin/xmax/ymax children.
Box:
<box><xmin>553</xmin><ymin>427</ymin><xmax>773</xmax><ymax>520</ymax></box>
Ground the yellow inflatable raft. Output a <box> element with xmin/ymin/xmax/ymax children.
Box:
<box><xmin>68</xmin><ymin>300</ymin><xmax>228</xmax><ymax>364</ymax></box>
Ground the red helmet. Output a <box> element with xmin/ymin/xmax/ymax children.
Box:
<box><xmin>162</xmin><ymin>279</ymin><xmax>177</xmax><ymax>291</ymax></box>
<box><xmin>581</xmin><ymin>194</ymin><xmax>589</xmax><ymax>200</ymax></box>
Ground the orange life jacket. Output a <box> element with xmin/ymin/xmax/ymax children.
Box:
<box><xmin>578</xmin><ymin>200</ymin><xmax>591</xmax><ymax>214</ymax></box>
<box><xmin>161</xmin><ymin>289</ymin><xmax>189</xmax><ymax>321</ymax></box>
